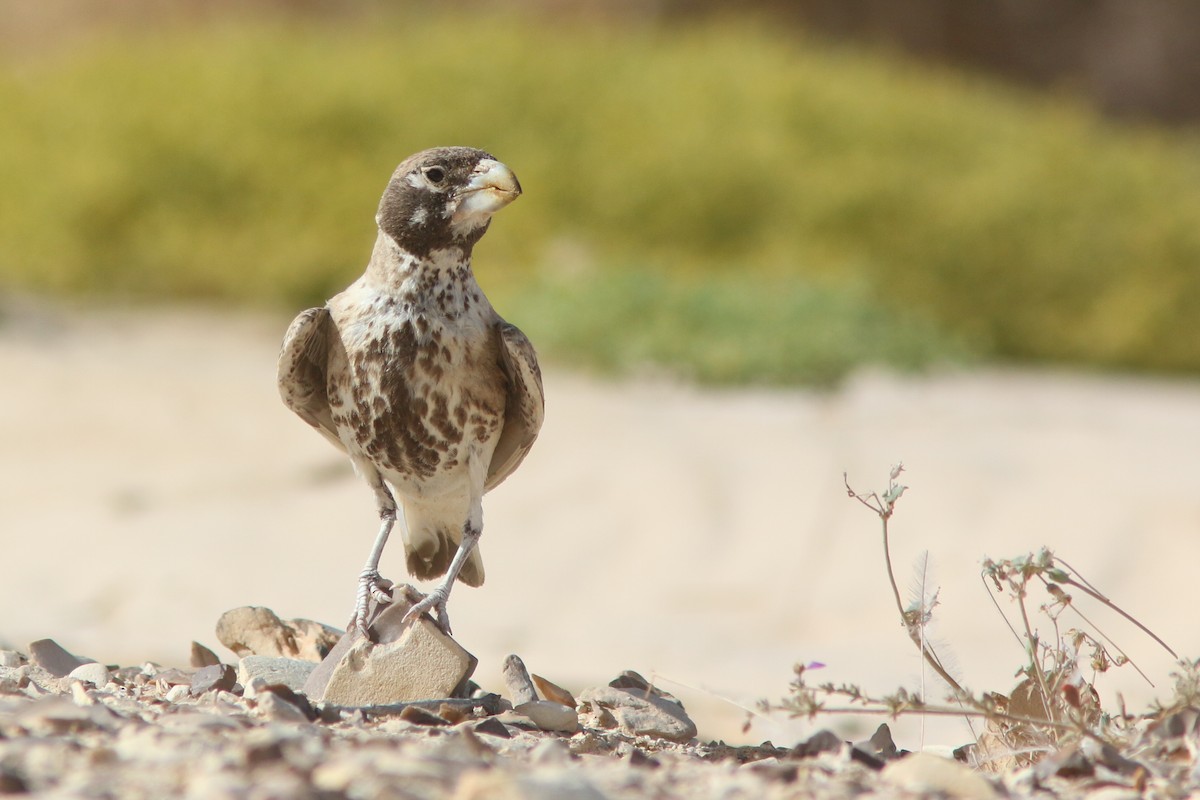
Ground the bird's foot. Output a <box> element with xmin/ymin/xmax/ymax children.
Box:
<box><xmin>352</xmin><ymin>569</ymin><xmax>394</xmax><ymax>638</ymax></box>
<box><xmin>402</xmin><ymin>586</ymin><xmax>452</xmax><ymax>635</ymax></box>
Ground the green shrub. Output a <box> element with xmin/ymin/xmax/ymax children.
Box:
<box><xmin>1</xmin><ymin>10</ymin><xmax>1198</xmax><ymax>381</ymax></box>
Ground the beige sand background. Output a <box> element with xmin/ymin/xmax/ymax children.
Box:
<box><xmin>2</xmin><ymin>302</ymin><xmax>1198</xmax><ymax>747</ymax></box>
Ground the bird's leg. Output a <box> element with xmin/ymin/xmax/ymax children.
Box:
<box><xmin>353</xmin><ymin>474</ymin><xmax>398</xmax><ymax>637</ymax></box>
<box><xmin>403</xmin><ymin>454</ymin><xmax>486</xmax><ymax>635</ymax></box>
<box><xmin>402</xmin><ymin>523</ymin><xmax>480</xmax><ymax>634</ymax></box>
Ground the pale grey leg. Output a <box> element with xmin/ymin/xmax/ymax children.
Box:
<box><xmin>402</xmin><ymin>526</ymin><xmax>480</xmax><ymax>634</ymax></box>
<box><xmin>402</xmin><ymin>452</ymin><xmax>486</xmax><ymax>634</ymax></box>
<box><xmin>353</xmin><ymin>473</ymin><xmax>398</xmax><ymax>637</ymax></box>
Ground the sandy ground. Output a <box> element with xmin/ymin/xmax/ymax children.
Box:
<box><xmin>2</xmin><ymin>302</ymin><xmax>1198</xmax><ymax>747</ymax></box>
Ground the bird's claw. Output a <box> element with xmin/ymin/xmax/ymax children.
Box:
<box><xmin>402</xmin><ymin>587</ymin><xmax>452</xmax><ymax>634</ymax></box>
<box><xmin>353</xmin><ymin>570</ymin><xmax>394</xmax><ymax>638</ymax></box>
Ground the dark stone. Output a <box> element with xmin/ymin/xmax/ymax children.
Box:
<box><xmin>472</xmin><ymin>716</ymin><xmax>511</xmax><ymax>739</ymax></box>
<box><xmin>792</xmin><ymin>729</ymin><xmax>844</xmax><ymax>758</ymax></box>
<box><xmin>0</xmin><ymin>766</ymin><xmax>28</xmax><ymax>794</ymax></box>
<box><xmin>627</xmin><ymin>748</ymin><xmax>661</xmax><ymax>769</ymax></box>
<box><xmin>848</xmin><ymin>746</ymin><xmax>886</xmax><ymax>771</ymax></box>
<box><xmin>191</xmin><ymin>664</ymin><xmax>237</xmax><ymax>696</ymax></box>
<box><xmin>866</xmin><ymin>723</ymin><xmax>898</xmax><ymax>759</ymax></box>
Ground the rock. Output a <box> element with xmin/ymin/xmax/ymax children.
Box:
<box><xmin>190</xmin><ymin>641</ymin><xmax>222</xmax><ymax>668</ymax></box>
<box><xmin>0</xmin><ymin>650</ymin><xmax>23</xmax><ymax>668</ymax></box>
<box><xmin>855</xmin><ymin>723</ymin><xmax>899</xmax><ymax>760</ymax></box>
<box><xmin>532</xmin><ymin>674</ymin><xmax>576</xmax><ymax>708</ymax></box>
<box><xmin>191</xmin><ymin>663</ymin><xmax>237</xmax><ymax>695</ymax></box>
<box><xmin>254</xmin><ymin>690</ymin><xmax>311</xmax><ymax>723</ymax></box>
<box><xmin>883</xmin><ymin>752</ymin><xmax>1001</xmax><ymax>799</ymax></box>
<box><xmin>577</xmin><ymin>684</ymin><xmax>697</xmax><ymax>743</ymax></box>
<box><xmin>67</xmin><ymin>663</ymin><xmax>111</xmax><ymax>687</ymax></box>
<box><xmin>515</xmin><ymin>700</ymin><xmax>580</xmax><ymax>733</ymax></box>
<box><xmin>165</xmin><ymin>684</ymin><xmax>192</xmax><ymax>703</ymax></box>
<box><xmin>399</xmin><ymin>705</ymin><xmax>450</xmax><ymax>726</ymax></box>
<box><xmin>472</xmin><ymin>717</ymin><xmax>512</xmax><ymax>739</ymax></box>
<box><xmin>237</xmin><ymin>657</ymin><xmax>316</xmax><ymax>693</ymax></box>
<box><xmin>794</xmin><ymin>729</ymin><xmax>844</xmax><ymax>758</ymax></box>
<box><xmin>304</xmin><ymin>586</ymin><xmax>476</xmax><ymax>706</ymax></box>
<box><xmin>28</xmin><ymin>639</ymin><xmax>88</xmax><ymax>678</ymax></box>
<box><xmin>216</xmin><ymin>607</ymin><xmax>342</xmax><ymax>662</ymax></box>
<box><xmin>502</xmin><ymin>654</ymin><xmax>538</xmax><ymax>705</ymax></box>
<box><xmin>154</xmin><ymin>668</ymin><xmax>194</xmax><ymax>689</ymax></box>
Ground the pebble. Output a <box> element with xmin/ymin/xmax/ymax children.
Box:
<box><xmin>237</xmin><ymin>657</ymin><xmax>315</xmax><ymax>694</ymax></box>
<box><xmin>532</xmin><ymin>674</ymin><xmax>576</xmax><ymax>708</ymax></box>
<box><xmin>254</xmin><ymin>690</ymin><xmax>311</xmax><ymax>723</ymax></box>
<box><xmin>190</xmin><ymin>663</ymin><xmax>237</xmax><ymax>695</ymax></box>
<box><xmin>0</xmin><ymin>650</ymin><xmax>24</xmax><ymax>668</ymax></box>
<box><xmin>27</xmin><ymin>639</ymin><xmax>88</xmax><ymax>678</ymax></box>
<box><xmin>514</xmin><ymin>700</ymin><xmax>580</xmax><ymax>733</ymax></box>
<box><xmin>165</xmin><ymin>684</ymin><xmax>192</xmax><ymax>703</ymax></box>
<box><xmin>67</xmin><ymin>663</ymin><xmax>111</xmax><ymax>688</ymax></box>
<box><xmin>502</xmin><ymin>654</ymin><xmax>538</xmax><ymax>705</ymax></box>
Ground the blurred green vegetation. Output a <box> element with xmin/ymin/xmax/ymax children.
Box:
<box><xmin>1</xmin><ymin>10</ymin><xmax>1199</xmax><ymax>384</ymax></box>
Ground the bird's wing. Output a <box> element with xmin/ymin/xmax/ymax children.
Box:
<box><xmin>485</xmin><ymin>322</ymin><xmax>545</xmax><ymax>492</ymax></box>
<box><xmin>277</xmin><ymin>306</ymin><xmax>346</xmax><ymax>453</ymax></box>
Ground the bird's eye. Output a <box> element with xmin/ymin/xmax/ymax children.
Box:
<box><xmin>424</xmin><ymin>166</ymin><xmax>446</xmax><ymax>184</ymax></box>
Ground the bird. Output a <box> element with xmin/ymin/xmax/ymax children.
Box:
<box><xmin>277</xmin><ymin>146</ymin><xmax>544</xmax><ymax>637</ymax></box>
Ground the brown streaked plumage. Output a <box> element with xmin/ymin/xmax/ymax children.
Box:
<box><xmin>278</xmin><ymin>147</ymin><xmax>543</xmax><ymax>636</ymax></box>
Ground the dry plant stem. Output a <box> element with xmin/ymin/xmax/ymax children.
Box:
<box><xmin>844</xmin><ymin>470</ymin><xmax>965</xmax><ymax>696</ymax></box>
<box><xmin>1040</xmin><ymin>575</ymin><xmax>1154</xmax><ymax>686</ymax></box>
<box><xmin>1016</xmin><ymin>582</ymin><xmax>1057</xmax><ymax>724</ymax></box>
<box><xmin>1054</xmin><ymin>556</ymin><xmax>1178</xmax><ymax>659</ymax></box>
<box><xmin>982</xmin><ymin>572</ymin><xmax>1026</xmax><ymax>648</ymax></box>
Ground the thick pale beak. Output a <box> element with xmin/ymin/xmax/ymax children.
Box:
<box><xmin>451</xmin><ymin>159</ymin><xmax>521</xmax><ymax>225</ymax></box>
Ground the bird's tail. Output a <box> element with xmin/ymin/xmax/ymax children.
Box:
<box><xmin>401</xmin><ymin>505</ymin><xmax>485</xmax><ymax>587</ymax></box>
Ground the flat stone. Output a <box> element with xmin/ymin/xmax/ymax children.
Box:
<box><xmin>237</xmin><ymin>657</ymin><xmax>316</xmax><ymax>693</ymax></box>
<box><xmin>67</xmin><ymin>663</ymin><xmax>111</xmax><ymax>687</ymax></box>
<box><xmin>304</xmin><ymin>586</ymin><xmax>475</xmax><ymax>706</ymax></box>
<box><xmin>502</xmin><ymin>654</ymin><xmax>538</xmax><ymax>705</ymax></box>
<box><xmin>216</xmin><ymin>607</ymin><xmax>342</xmax><ymax>662</ymax></box>
<box><xmin>532</xmin><ymin>674</ymin><xmax>576</xmax><ymax>708</ymax></box>
<box><xmin>883</xmin><ymin>752</ymin><xmax>1002</xmax><ymax>799</ymax></box>
<box><xmin>578</xmin><ymin>685</ymin><xmax>697</xmax><ymax>743</ymax></box>
<box><xmin>190</xmin><ymin>641</ymin><xmax>222</xmax><ymax>668</ymax></box>
<box><xmin>27</xmin><ymin>639</ymin><xmax>87</xmax><ymax>678</ymax></box>
<box><xmin>515</xmin><ymin>700</ymin><xmax>580</xmax><ymax>733</ymax></box>
<box><xmin>255</xmin><ymin>690</ymin><xmax>311</xmax><ymax>723</ymax></box>
<box><xmin>191</xmin><ymin>663</ymin><xmax>237</xmax><ymax>695</ymax></box>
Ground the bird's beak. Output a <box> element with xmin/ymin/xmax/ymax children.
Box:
<box><xmin>451</xmin><ymin>159</ymin><xmax>522</xmax><ymax>225</ymax></box>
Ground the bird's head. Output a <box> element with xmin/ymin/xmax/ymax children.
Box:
<box><xmin>376</xmin><ymin>146</ymin><xmax>522</xmax><ymax>259</ymax></box>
